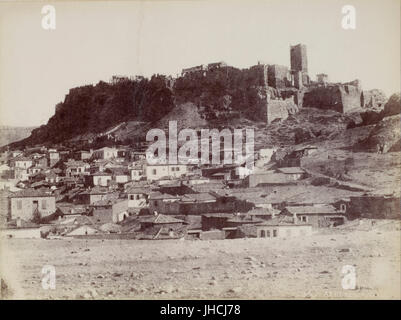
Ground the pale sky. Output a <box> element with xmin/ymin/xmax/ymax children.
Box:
<box><xmin>0</xmin><ymin>0</ymin><xmax>400</xmax><ymax>126</ymax></box>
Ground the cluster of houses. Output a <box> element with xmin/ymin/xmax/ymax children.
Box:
<box><xmin>0</xmin><ymin>143</ymin><xmax>399</xmax><ymax>240</ymax></box>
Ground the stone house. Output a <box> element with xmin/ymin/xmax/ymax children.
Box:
<box><xmin>48</xmin><ymin>150</ymin><xmax>60</xmax><ymax>167</ymax></box>
<box><xmin>139</xmin><ymin>214</ymin><xmax>185</xmax><ymax>232</ymax></box>
<box><xmin>15</xmin><ymin>157</ymin><xmax>33</xmax><ymax>170</ymax></box>
<box><xmin>126</xmin><ymin>186</ymin><xmax>150</xmax><ymax>209</ymax></box>
<box><xmin>34</xmin><ymin>156</ymin><xmax>48</xmax><ymax>168</ymax></box>
<box><xmin>64</xmin><ymin>160</ymin><xmax>90</xmax><ymax>177</ymax></box>
<box><xmin>280</xmin><ymin>204</ymin><xmax>346</xmax><ymax>228</ymax></box>
<box><xmin>107</xmin><ymin>168</ymin><xmax>130</xmax><ymax>184</ymax></box>
<box><xmin>74</xmin><ymin>150</ymin><xmax>92</xmax><ymax>161</ymax></box>
<box><xmin>130</xmin><ymin>165</ymin><xmax>145</xmax><ymax>181</ymax></box>
<box><xmin>92</xmin><ymin>147</ymin><xmax>118</xmax><ymax>160</ymax></box>
<box><xmin>148</xmin><ymin>192</ymin><xmax>181</xmax><ymax>214</ymax></box>
<box><xmin>76</xmin><ymin>187</ymin><xmax>110</xmax><ymax>205</ymax></box>
<box><xmin>256</xmin><ymin>219</ymin><xmax>312</xmax><ymax>238</ymax></box>
<box><xmin>201</xmin><ymin>213</ymin><xmax>234</xmax><ymax>231</ymax></box>
<box><xmin>112</xmin><ymin>199</ymin><xmax>129</xmax><ymax>223</ymax></box>
<box><xmin>9</xmin><ymin>189</ymin><xmax>56</xmax><ymax>221</ymax></box>
<box><xmin>146</xmin><ymin>164</ymin><xmax>188</xmax><ymax>181</ymax></box>
<box><xmin>92</xmin><ymin>172</ymin><xmax>113</xmax><ymax>187</ymax></box>
<box><xmin>66</xmin><ymin>225</ymin><xmax>100</xmax><ymax>236</ymax></box>
<box><xmin>14</xmin><ymin>167</ymin><xmax>29</xmax><ymax>181</ymax></box>
<box><xmin>27</xmin><ymin>165</ymin><xmax>43</xmax><ymax>176</ymax></box>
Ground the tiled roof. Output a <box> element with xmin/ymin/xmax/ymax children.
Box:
<box><xmin>91</xmin><ymin>193</ymin><xmax>120</xmax><ymax>206</ymax></box>
<box><xmin>65</xmin><ymin>160</ymin><xmax>87</xmax><ymax>167</ymax></box>
<box><xmin>257</xmin><ymin>215</ymin><xmax>302</xmax><ymax>226</ymax></box>
<box><xmin>284</xmin><ymin>205</ymin><xmax>338</xmax><ymax>215</ymax></box>
<box><xmin>80</xmin><ymin>186</ymin><xmax>109</xmax><ymax>195</ymax></box>
<box><xmin>15</xmin><ymin>157</ymin><xmax>32</xmax><ymax>162</ymax></box>
<box><xmin>202</xmin><ymin>213</ymin><xmax>234</xmax><ymax>218</ymax></box>
<box><xmin>126</xmin><ymin>186</ymin><xmax>151</xmax><ymax>194</ymax></box>
<box><xmin>140</xmin><ymin>214</ymin><xmax>185</xmax><ymax>224</ymax></box>
<box><xmin>149</xmin><ymin>192</ymin><xmax>180</xmax><ymax>200</ymax></box>
<box><xmin>180</xmin><ymin>192</ymin><xmax>216</xmax><ymax>203</ymax></box>
<box><xmin>92</xmin><ymin>171</ymin><xmax>112</xmax><ymax>176</ymax></box>
<box><xmin>227</xmin><ymin>217</ymin><xmax>263</xmax><ymax>224</ymax></box>
<box><xmin>9</xmin><ymin>188</ymin><xmax>53</xmax><ymax>198</ymax></box>
<box><xmin>246</xmin><ymin>207</ymin><xmax>280</xmax><ymax>216</ymax></box>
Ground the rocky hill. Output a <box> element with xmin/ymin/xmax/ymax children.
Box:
<box><xmin>6</xmin><ymin>66</ymin><xmax>294</xmax><ymax>149</ymax></box>
<box><xmin>5</xmin><ymin>64</ymin><xmax>400</xmax><ymax>154</ymax></box>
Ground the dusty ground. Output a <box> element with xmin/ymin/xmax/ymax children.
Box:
<box><xmin>1</xmin><ymin>221</ymin><xmax>400</xmax><ymax>300</ymax></box>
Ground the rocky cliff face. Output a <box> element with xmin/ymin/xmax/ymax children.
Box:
<box><xmin>13</xmin><ymin>66</ymin><xmax>285</xmax><ymax>147</ymax></box>
<box><xmin>23</xmin><ymin>76</ymin><xmax>175</xmax><ymax>145</ymax></box>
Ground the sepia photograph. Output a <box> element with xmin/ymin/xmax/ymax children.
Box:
<box><xmin>0</xmin><ymin>0</ymin><xmax>400</xmax><ymax>304</ymax></box>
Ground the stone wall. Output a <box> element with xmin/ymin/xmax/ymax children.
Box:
<box><xmin>348</xmin><ymin>195</ymin><xmax>400</xmax><ymax>219</ymax></box>
<box><xmin>340</xmin><ymin>84</ymin><xmax>363</xmax><ymax>112</ymax></box>
<box><xmin>266</xmin><ymin>95</ymin><xmax>298</xmax><ymax>124</ymax></box>
<box><xmin>10</xmin><ymin>196</ymin><xmax>56</xmax><ymax>220</ymax></box>
<box><xmin>268</xmin><ymin>65</ymin><xmax>289</xmax><ymax>88</ymax></box>
<box><xmin>361</xmin><ymin>89</ymin><xmax>387</xmax><ymax>109</ymax></box>
<box><xmin>302</xmin><ymin>83</ymin><xmax>362</xmax><ymax>113</ymax></box>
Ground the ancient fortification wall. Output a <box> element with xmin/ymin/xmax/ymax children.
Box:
<box><xmin>302</xmin><ymin>84</ymin><xmax>362</xmax><ymax>113</ymax></box>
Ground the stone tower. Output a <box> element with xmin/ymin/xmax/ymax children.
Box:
<box><xmin>290</xmin><ymin>44</ymin><xmax>308</xmax><ymax>73</ymax></box>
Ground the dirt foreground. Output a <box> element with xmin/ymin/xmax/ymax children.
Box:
<box><xmin>1</xmin><ymin>221</ymin><xmax>400</xmax><ymax>300</ymax></box>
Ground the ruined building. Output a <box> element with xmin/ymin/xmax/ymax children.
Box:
<box><xmin>260</xmin><ymin>43</ymin><xmax>367</xmax><ymax>123</ymax></box>
<box><xmin>179</xmin><ymin>44</ymin><xmax>367</xmax><ymax>125</ymax></box>
<box><xmin>290</xmin><ymin>43</ymin><xmax>309</xmax><ymax>88</ymax></box>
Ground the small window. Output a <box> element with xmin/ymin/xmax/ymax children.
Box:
<box><xmin>129</xmin><ymin>195</ymin><xmax>134</xmax><ymax>200</ymax></box>
<box><xmin>136</xmin><ymin>195</ymin><xmax>140</xmax><ymax>200</ymax></box>
<box><xmin>152</xmin><ymin>169</ymin><xmax>157</xmax><ymax>175</ymax></box>
<box><xmin>266</xmin><ymin>230</ymin><xmax>270</xmax><ymax>237</ymax></box>
<box><xmin>260</xmin><ymin>230</ymin><xmax>266</xmax><ymax>238</ymax></box>
<box><xmin>42</xmin><ymin>200</ymin><xmax>47</xmax><ymax>210</ymax></box>
<box><xmin>273</xmin><ymin>230</ymin><xmax>277</xmax><ymax>237</ymax></box>
<box><xmin>340</xmin><ymin>204</ymin><xmax>346</xmax><ymax>212</ymax></box>
<box><xmin>176</xmin><ymin>167</ymin><xmax>180</xmax><ymax>171</ymax></box>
